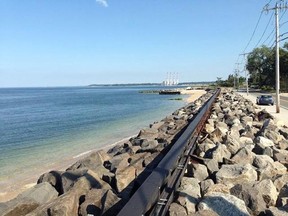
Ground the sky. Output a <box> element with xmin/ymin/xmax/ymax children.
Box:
<box><xmin>0</xmin><ymin>0</ymin><xmax>286</xmax><ymax>87</ymax></box>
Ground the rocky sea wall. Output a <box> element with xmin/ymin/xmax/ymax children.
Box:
<box><xmin>170</xmin><ymin>90</ymin><xmax>288</xmax><ymax>216</ymax></box>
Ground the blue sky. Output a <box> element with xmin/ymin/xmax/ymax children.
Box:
<box><xmin>0</xmin><ymin>0</ymin><xmax>285</xmax><ymax>87</ymax></box>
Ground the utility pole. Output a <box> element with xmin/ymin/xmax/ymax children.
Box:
<box><xmin>240</xmin><ymin>52</ymin><xmax>252</xmax><ymax>96</ymax></box>
<box><xmin>275</xmin><ymin>2</ymin><xmax>280</xmax><ymax>113</ymax></box>
<box><xmin>264</xmin><ymin>2</ymin><xmax>288</xmax><ymax>113</ymax></box>
<box><xmin>235</xmin><ymin>63</ymin><xmax>241</xmax><ymax>91</ymax></box>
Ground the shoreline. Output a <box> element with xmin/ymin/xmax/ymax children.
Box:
<box><xmin>0</xmin><ymin>89</ymin><xmax>205</xmax><ymax>203</ymax></box>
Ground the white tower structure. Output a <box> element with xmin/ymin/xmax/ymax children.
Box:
<box><xmin>163</xmin><ymin>72</ymin><xmax>179</xmax><ymax>86</ymax></box>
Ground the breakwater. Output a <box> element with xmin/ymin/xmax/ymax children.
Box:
<box><xmin>169</xmin><ymin>90</ymin><xmax>288</xmax><ymax>215</ymax></box>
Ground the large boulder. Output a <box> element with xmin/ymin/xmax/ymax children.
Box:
<box><xmin>115</xmin><ymin>165</ymin><xmax>136</xmax><ymax>195</ymax></box>
<box><xmin>276</xmin><ymin>184</ymin><xmax>288</xmax><ymax>207</ymax></box>
<box><xmin>231</xmin><ymin>147</ymin><xmax>255</xmax><ymax>165</ymax></box>
<box><xmin>258</xmin><ymin>161</ymin><xmax>287</xmax><ymax>180</ymax></box>
<box><xmin>224</xmin><ymin>134</ymin><xmax>243</xmax><ymax>155</ymax></box>
<box><xmin>37</xmin><ymin>170</ymin><xmax>64</xmax><ymax>194</ymax></box>
<box><xmin>197</xmin><ymin>192</ymin><xmax>250</xmax><ymax>216</ymax></box>
<box><xmin>169</xmin><ymin>203</ymin><xmax>188</xmax><ymax>216</ymax></box>
<box><xmin>28</xmin><ymin>175</ymin><xmax>99</xmax><ymax>216</ymax></box>
<box><xmin>254</xmin><ymin>179</ymin><xmax>278</xmax><ymax>206</ymax></box>
<box><xmin>230</xmin><ymin>183</ymin><xmax>267</xmax><ymax>215</ymax></box>
<box><xmin>0</xmin><ymin>183</ymin><xmax>58</xmax><ymax>216</ymax></box>
<box><xmin>210</xmin><ymin>143</ymin><xmax>231</xmax><ymax>163</ymax></box>
<box><xmin>67</xmin><ymin>150</ymin><xmax>111</xmax><ymax>172</ymax></box>
<box><xmin>177</xmin><ymin>177</ymin><xmax>201</xmax><ymax>214</ymax></box>
<box><xmin>137</xmin><ymin>128</ymin><xmax>159</xmax><ymax>140</ymax></box>
<box><xmin>79</xmin><ymin>189</ymin><xmax>121</xmax><ymax>216</ymax></box>
<box><xmin>187</xmin><ymin>163</ymin><xmax>209</xmax><ymax>181</ymax></box>
<box><xmin>216</xmin><ymin>164</ymin><xmax>257</xmax><ymax>185</ymax></box>
<box><xmin>273</xmin><ymin>174</ymin><xmax>288</xmax><ymax>191</ymax></box>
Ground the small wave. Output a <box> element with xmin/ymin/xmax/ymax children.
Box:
<box><xmin>73</xmin><ymin>150</ymin><xmax>93</xmax><ymax>159</ymax></box>
<box><xmin>105</xmin><ymin>134</ymin><xmax>137</xmax><ymax>148</ymax></box>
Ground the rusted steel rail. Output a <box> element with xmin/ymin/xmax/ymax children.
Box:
<box><xmin>117</xmin><ymin>89</ymin><xmax>221</xmax><ymax>216</ymax></box>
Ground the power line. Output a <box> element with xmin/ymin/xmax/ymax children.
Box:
<box><xmin>242</xmin><ymin>11</ymin><xmax>264</xmax><ymax>53</ymax></box>
<box><xmin>254</xmin><ymin>12</ymin><xmax>274</xmax><ymax>48</ymax></box>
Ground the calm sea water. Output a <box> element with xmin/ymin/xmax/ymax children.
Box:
<box><xmin>0</xmin><ymin>86</ymin><xmax>186</xmax><ymax>188</ymax></box>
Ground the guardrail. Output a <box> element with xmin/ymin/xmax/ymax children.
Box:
<box><xmin>117</xmin><ymin>88</ymin><xmax>221</xmax><ymax>216</ymax></box>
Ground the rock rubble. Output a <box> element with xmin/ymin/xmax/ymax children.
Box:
<box><xmin>170</xmin><ymin>90</ymin><xmax>288</xmax><ymax>216</ymax></box>
<box><xmin>0</xmin><ymin>91</ymin><xmax>214</xmax><ymax>216</ymax></box>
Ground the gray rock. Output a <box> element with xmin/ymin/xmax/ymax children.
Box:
<box><xmin>273</xmin><ymin>148</ymin><xmax>288</xmax><ymax>164</ymax></box>
<box><xmin>137</xmin><ymin>128</ymin><xmax>159</xmax><ymax>140</ymax></box>
<box><xmin>169</xmin><ymin>203</ymin><xmax>187</xmax><ymax>216</ymax></box>
<box><xmin>204</xmin><ymin>123</ymin><xmax>214</xmax><ymax>134</ymax></box>
<box><xmin>60</xmin><ymin>169</ymin><xmax>90</xmax><ymax>193</ymax></box>
<box><xmin>105</xmin><ymin>153</ymin><xmax>131</xmax><ymax>172</ymax></box>
<box><xmin>216</xmin><ymin>164</ymin><xmax>257</xmax><ymax>185</ymax></box>
<box><xmin>254</xmin><ymin>179</ymin><xmax>278</xmax><ymax>206</ymax></box>
<box><xmin>188</xmin><ymin>163</ymin><xmax>209</xmax><ymax>181</ymax></box>
<box><xmin>253</xmin><ymin>137</ymin><xmax>274</xmax><ymax>156</ymax></box>
<box><xmin>255</xmin><ymin>136</ymin><xmax>275</xmax><ymax>148</ymax></box>
<box><xmin>239</xmin><ymin>137</ymin><xmax>254</xmax><ymax>145</ymax></box>
<box><xmin>197</xmin><ymin>192</ymin><xmax>250</xmax><ymax>216</ymax></box>
<box><xmin>253</xmin><ymin>154</ymin><xmax>274</xmax><ymax>169</ymax></box>
<box><xmin>203</xmin><ymin>159</ymin><xmax>219</xmax><ymax>175</ymax></box>
<box><xmin>200</xmin><ymin>179</ymin><xmax>214</xmax><ymax>196</ymax></box>
<box><xmin>231</xmin><ymin>147</ymin><xmax>255</xmax><ymax>165</ymax></box>
<box><xmin>279</xmin><ymin>128</ymin><xmax>288</xmax><ymax>139</ymax></box>
<box><xmin>276</xmin><ymin>184</ymin><xmax>288</xmax><ymax>207</ymax></box>
<box><xmin>204</xmin><ymin>183</ymin><xmax>231</xmax><ymax>196</ymax></box>
<box><xmin>224</xmin><ymin>133</ymin><xmax>243</xmax><ymax>155</ymax></box>
<box><xmin>115</xmin><ymin>165</ymin><xmax>136</xmax><ymax>194</ymax></box>
<box><xmin>193</xmin><ymin>209</ymin><xmax>218</xmax><ymax>216</ymax></box>
<box><xmin>177</xmin><ymin>177</ymin><xmax>200</xmax><ymax>214</ymax></box>
<box><xmin>278</xmin><ymin>139</ymin><xmax>288</xmax><ymax>150</ymax></box>
<box><xmin>79</xmin><ymin>189</ymin><xmax>121</xmax><ymax>216</ymax></box>
<box><xmin>150</xmin><ymin>121</ymin><xmax>165</xmax><ymax>130</ymax></box>
<box><xmin>257</xmin><ymin>110</ymin><xmax>274</xmax><ymax>121</ymax></box>
<box><xmin>241</xmin><ymin>116</ymin><xmax>253</xmax><ymax>127</ymax></box>
<box><xmin>37</xmin><ymin>170</ymin><xmax>64</xmax><ymax>194</ymax></box>
<box><xmin>265</xmin><ymin>130</ymin><xmax>283</xmax><ymax>144</ymax></box>
<box><xmin>79</xmin><ymin>189</ymin><xmax>106</xmax><ymax>216</ymax></box>
<box><xmin>230</xmin><ymin>183</ymin><xmax>267</xmax><ymax>215</ymax></box>
<box><xmin>0</xmin><ymin>183</ymin><xmax>58</xmax><ymax>216</ymax></box>
<box><xmin>140</xmin><ymin>140</ymin><xmax>159</xmax><ymax>151</ymax></box>
<box><xmin>264</xmin><ymin>206</ymin><xmax>288</xmax><ymax>216</ymax></box>
<box><xmin>29</xmin><ymin>175</ymin><xmax>100</xmax><ymax>216</ymax></box>
<box><xmin>274</xmin><ymin>174</ymin><xmax>288</xmax><ymax>191</ymax></box>
<box><xmin>67</xmin><ymin>150</ymin><xmax>111</xmax><ymax>172</ymax></box>
<box><xmin>211</xmin><ymin>143</ymin><xmax>231</xmax><ymax>163</ymax></box>
<box><xmin>258</xmin><ymin>161</ymin><xmax>287</xmax><ymax>180</ymax></box>
<box><xmin>197</xmin><ymin>140</ymin><xmax>216</xmax><ymax>155</ymax></box>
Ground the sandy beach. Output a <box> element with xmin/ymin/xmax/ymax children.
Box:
<box><xmin>0</xmin><ymin>89</ymin><xmax>206</xmax><ymax>203</ymax></box>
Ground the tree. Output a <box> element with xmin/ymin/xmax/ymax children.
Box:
<box><xmin>246</xmin><ymin>43</ymin><xmax>288</xmax><ymax>91</ymax></box>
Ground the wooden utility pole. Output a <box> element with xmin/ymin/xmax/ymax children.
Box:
<box><xmin>264</xmin><ymin>2</ymin><xmax>288</xmax><ymax>113</ymax></box>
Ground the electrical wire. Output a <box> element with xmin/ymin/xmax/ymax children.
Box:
<box><xmin>254</xmin><ymin>12</ymin><xmax>274</xmax><ymax>48</ymax></box>
<box><xmin>242</xmin><ymin>11</ymin><xmax>264</xmax><ymax>53</ymax></box>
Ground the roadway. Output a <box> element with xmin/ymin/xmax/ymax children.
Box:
<box><xmin>238</xmin><ymin>89</ymin><xmax>288</xmax><ymax>109</ymax></box>
<box><xmin>237</xmin><ymin>89</ymin><xmax>288</xmax><ymax>126</ymax></box>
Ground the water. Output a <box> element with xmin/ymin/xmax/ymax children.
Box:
<box><xmin>0</xmin><ymin>86</ymin><xmax>186</xmax><ymax>192</ymax></box>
